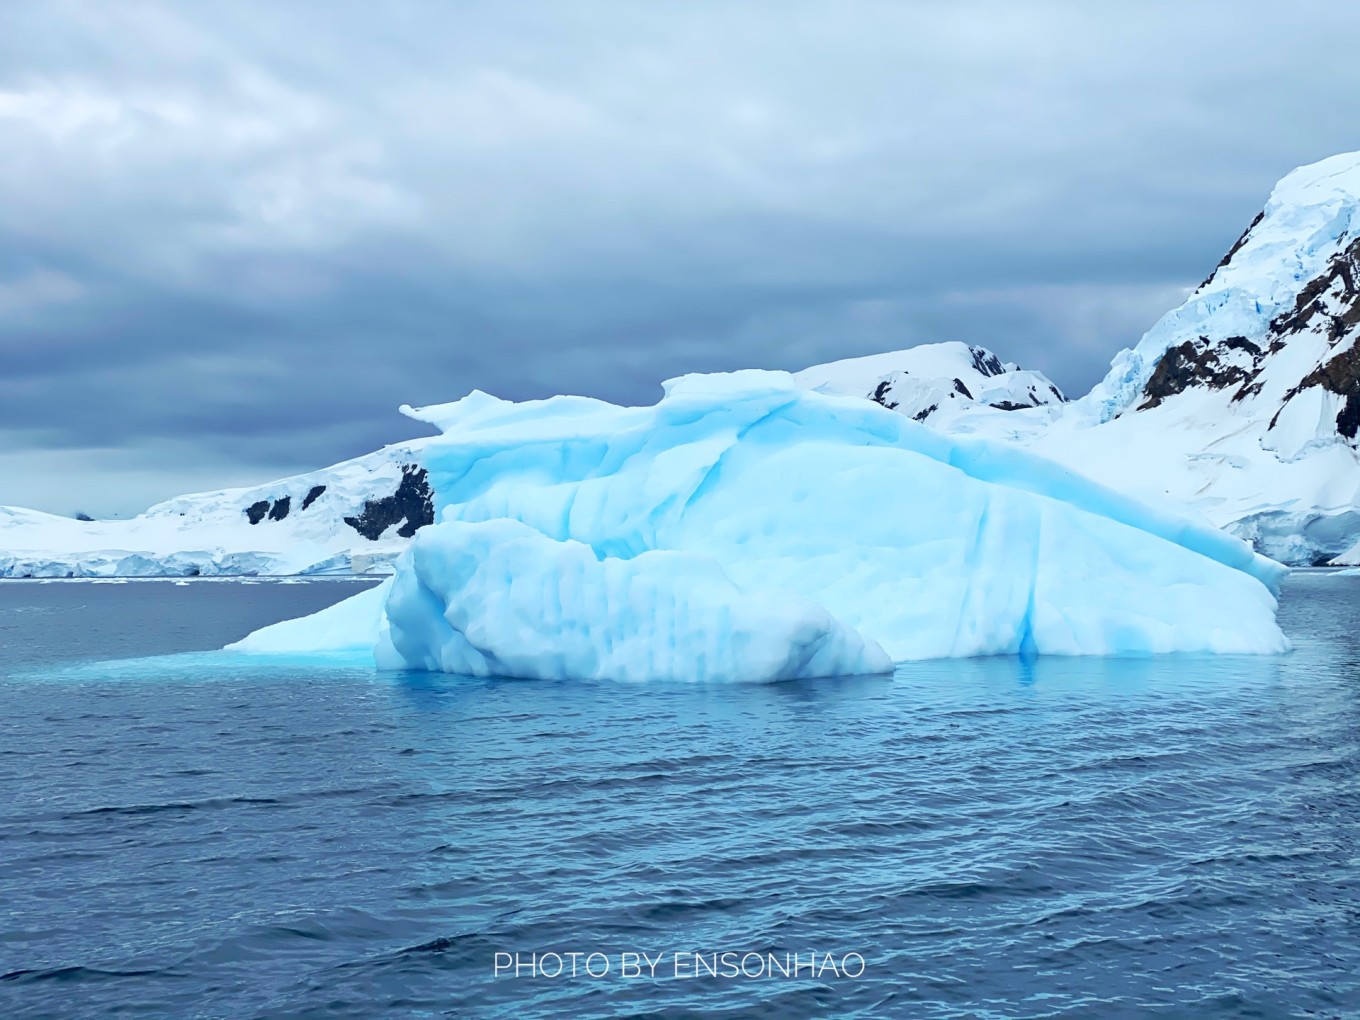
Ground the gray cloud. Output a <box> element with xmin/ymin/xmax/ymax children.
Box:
<box><xmin>4</xmin><ymin>0</ymin><xmax>1360</xmax><ymax>514</ymax></box>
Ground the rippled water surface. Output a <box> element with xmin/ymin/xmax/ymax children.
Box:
<box><xmin>1</xmin><ymin>574</ymin><xmax>1358</xmax><ymax>1018</ymax></box>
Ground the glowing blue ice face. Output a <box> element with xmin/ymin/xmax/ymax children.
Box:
<box><xmin>243</xmin><ymin>372</ymin><xmax>1286</xmax><ymax>679</ymax></box>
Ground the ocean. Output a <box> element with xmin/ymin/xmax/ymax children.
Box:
<box><xmin>1</xmin><ymin>574</ymin><xmax>1357</xmax><ymax>1018</ymax></box>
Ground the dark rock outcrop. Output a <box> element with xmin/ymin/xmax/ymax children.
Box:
<box><xmin>301</xmin><ymin>485</ymin><xmax>326</xmax><ymax>511</ymax></box>
<box><xmin>1139</xmin><ymin>337</ymin><xmax>1259</xmax><ymax>410</ymax></box>
<box><xmin>245</xmin><ymin>500</ymin><xmax>270</xmax><ymax>525</ymax></box>
<box><xmin>344</xmin><ymin>465</ymin><xmax>434</xmax><ymax>541</ymax></box>
<box><xmin>1268</xmin><ymin>236</ymin><xmax>1360</xmax><ymax>341</ymax></box>
<box><xmin>871</xmin><ymin>380</ymin><xmax>899</xmax><ymax>411</ymax></box>
<box><xmin>1340</xmin><ymin>390</ymin><xmax>1360</xmax><ymax>440</ymax></box>
<box><xmin>268</xmin><ymin>496</ymin><xmax>291</xmax><ymax>522</ymax></box>
<box><xmin>1255</xmin><ymin>234</ymin><xmax>1360</xmax><ymax>442</ymax></box>
<box><xmin>1145</xmin><ymin>213</ymin><xmax>1360</xmax><ymax>449</ymax></box>
<box><xmin>969</xmin><ymin>347</ymin><xmax>1004</xmax><ymax>378</ymax></box>
<box><xmin>1273</xmin><ymin>342</ymin><xmax>1360</xmax><ymax>440</ymax></box>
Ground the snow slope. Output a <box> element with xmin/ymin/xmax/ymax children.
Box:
<box><xmin>0</xmin><ymin>438</ymin><xmax>435</xmax><ymax>577</ymax></box>
<box><xmin>236</xmin><ymin>370</ymin><xmax>1286</xmax><ymax>677</ymax></box>
<box><xmin>795</xmin><ymin>341</ymin><xmax>1065</xmax><ymax>426</ymax></box>
<box><xmin>1333</xmin><ymin>535</ymin><xmax>1360</xmax><ymax>566</ymax></box>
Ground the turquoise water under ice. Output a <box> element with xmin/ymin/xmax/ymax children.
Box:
<box><xmin>1</xmin><ymin>574</ymin><xmax>1358</xmax><ymax>1018</ymax></box>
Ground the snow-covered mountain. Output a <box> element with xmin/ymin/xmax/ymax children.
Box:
<box><xmin>1007</xmin><ymin>151</ymin><xmax>1360</xmax><ymax>565</ymax></box>
<box><xmin>794</xmin><ymin>341</ymin><xmax>1065</xmax><ymax>424</ymax></box>
<box><xmin>781</xmin><ymin>152</ymin><xmax>1360</xmax><ymax>565</ymax></box>
<box><xmin>5</xmin><ymin>151</ymin><xmax>1360</xmax><ymax>575</ymax></box>
<box><xmin>0</xmin><ymin>435</ymin><xmax>437</xmax><ymax>577</ymax></box>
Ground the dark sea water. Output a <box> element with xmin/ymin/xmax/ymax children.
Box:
<box><xmin>1</xmin><ymin>574</ymin><xmax>1358</xmax><ymax>1019</ymax></box>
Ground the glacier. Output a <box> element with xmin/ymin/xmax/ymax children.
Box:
<box><xmin>236</xmin><ymin>370</ymin><xmax>1288</xmax><ymax>680</ymax></box>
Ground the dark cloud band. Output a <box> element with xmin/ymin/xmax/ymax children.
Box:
<box><xmin>3</xmin><ymin>0</ymin><xmax>1360</xmax><ymax>514</ymax></box>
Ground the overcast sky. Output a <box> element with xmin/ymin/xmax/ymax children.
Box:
<box><xmin>4</xmin><ymin>1</ymin><xmax>1360</xmax><ymax>516</ymax></box>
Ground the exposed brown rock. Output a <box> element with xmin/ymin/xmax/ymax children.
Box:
<box><xmin>1138</xmin><ymin>337</ymin><xmax>1255</xmax><ymax>410</ymax></box>
<box><xmin>1269</xmin><ymin>236</ymin><xmax>1360</xmax><ymax>341</ymax></box>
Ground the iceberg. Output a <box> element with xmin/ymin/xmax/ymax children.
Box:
<box><xmin>230</xmin><ymin>580</ymin><xmax>392</xmax><ymax>654</ymax></box>
<box><xmin>371</xmin><ymin>519</ymin><xmax>892</xmax><ymax>682</ymax></box>
<box><xmin>236</xmin><ymin>370</ymin><xmax>1288</xmax><ymax>679</ymax></box>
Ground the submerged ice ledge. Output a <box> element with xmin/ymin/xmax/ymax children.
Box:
<box><xmin>232</xmin><ymin>370</ymin><xmax>1289</xmax><ymax>680</ymax></box>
